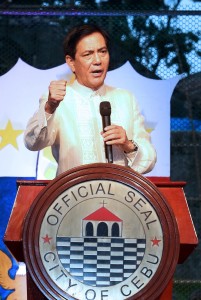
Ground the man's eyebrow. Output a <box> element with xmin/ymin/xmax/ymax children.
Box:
<box><xmin>82</xmin><ymin>49</ymin><xmax>94</xmax><ymax>53</ymax></box>
<box><xmin>99</xmin><ymin>46</ymin><xmax>108</xmax><ymax>50</ymax></box>
<box><xmin>82</xmin><ymin>46</ymin><xmax>108</xmax><ymax>53</ymax></box>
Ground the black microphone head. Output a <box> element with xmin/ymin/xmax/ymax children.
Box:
<box><xmin>100</xmin><ymin>101</ymin><xmax>111</xmax><ymax>116</ymax></box>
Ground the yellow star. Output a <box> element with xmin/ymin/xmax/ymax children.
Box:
<box><xmin>146</xmin><ymin>128</ymin><xmax>154</xmax><ymax>133</ymax></box>
<box><xmin>0</xmin><ymin>120</ymin><xmax>23</xmax><ymax>150</ymax></box>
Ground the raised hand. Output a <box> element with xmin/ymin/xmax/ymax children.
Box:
<box><xmin>45</xmin><ymin>80</ymin><xmax>67</xmax><ymax>114</ymax></box>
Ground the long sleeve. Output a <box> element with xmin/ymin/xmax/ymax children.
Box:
<box><xmin>125</xmin><ymin>95</ymin><xmax>156</xmax><ymax>174</ymax></box>
<box><xmin>108</xmin><ymin>87</ymin><xmax>156</xmax><ymax>174</ymax></box>
<box><xmin>24</xmin><ymin>94</ymin><xmax>58</xmax><ymax>151</ymax></box>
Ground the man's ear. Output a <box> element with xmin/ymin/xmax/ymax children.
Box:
<box><xmin>65</xmin><ymin>55</ymin><xmax>75</xmax><ymax>73</ymax></box>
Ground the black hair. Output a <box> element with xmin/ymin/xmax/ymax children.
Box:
<box><xmin>63</xmin><ymin>24</ymin><xmax>110</xmax><ymax>59</ymax></box>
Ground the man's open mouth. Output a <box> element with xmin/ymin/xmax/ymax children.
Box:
<box><xmin>92</xmin><ymin>70</ymin><xmax>103</xmax><ymax>74</ymax></box>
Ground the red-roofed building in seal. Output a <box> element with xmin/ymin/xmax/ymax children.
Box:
<box><xmin>82</xmin><ymin>206</ymin><xmax>123</xmax><ymax>237</ymax></box>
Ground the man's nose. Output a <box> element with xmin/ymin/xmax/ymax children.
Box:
<box><xmin>93</xmin><ymin>52</ymin><xmax>101</xmax><ymax>63</ymax></box>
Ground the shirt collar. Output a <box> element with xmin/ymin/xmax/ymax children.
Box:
<box><xmin>71</xmin><ymin>79</ymin><xmax>106</xmax><ymax>98</ymax></box>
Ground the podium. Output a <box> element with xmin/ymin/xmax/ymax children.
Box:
<box><xmin>4</xmin><ymin>164</ymin><xmax>198</xmax><ymax>300</ymax></box>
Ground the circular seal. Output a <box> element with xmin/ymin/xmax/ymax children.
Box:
<box><xmin>23</xmin><ymin>163</ymin><xmax>179</xmax><ymax>300</ymax></box>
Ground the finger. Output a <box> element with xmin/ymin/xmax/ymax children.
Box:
<box><xmin>49</xmin><ymin>80</ymin><xmax>67</xmax><ymax>91</ymax></box>
<box><xmin>106</xmin><ymin>133</ymin><xmax>126</xmax><ymax>143</ymax></box>
<box><xmin>50</xmin><ymin>89</ymin><xmax>66</xmax><ymax>98</ymax></box>
<box><xmin>104</xmin><ymin>124</ymin><xmax>117</xmax><ymax>131</ymax></box>
<box><xmin>102</xmin><ymin>128</ymin><xmax>123</xmax><ymax>139</ymax></box>
<box><xmin>105</xmin><ymin>138</ymin><xmax>125</xmax><ymax>145</ymax></box>
<box><xmin>50</xmin><ymin>80</ymin><xmax>67</xmax><ymax>86</ymax></box>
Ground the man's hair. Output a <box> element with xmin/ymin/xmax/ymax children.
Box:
<box><xmin>63</xmin><ymin>24</ymin><xmax>110</xmax><ymax>59</ymax></box>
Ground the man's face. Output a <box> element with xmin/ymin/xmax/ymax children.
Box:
<box><xmin>66</xmin><ymin>32</ymin><xmax>110</xmax><ymax>90</ymax></box>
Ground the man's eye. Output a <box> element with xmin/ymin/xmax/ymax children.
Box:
<box><xmin>100</xmin><ymin>49</ymin><xmax>107</xmax><ymax>55</ymax></box>
<box><xmin>83</xmin><ymin>53</ymin><xmax>92</xmax><ymax>57</ymax></box>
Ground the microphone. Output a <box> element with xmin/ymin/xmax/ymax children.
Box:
<box><xmin>99</xmin><ymin>101</ymin><xmax>113</xmax><ymax>163</ymax></box>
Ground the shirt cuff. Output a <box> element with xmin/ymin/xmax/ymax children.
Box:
<box><xmin>38</xmin><ymin>101</ymin><xmax>51</xmax><ymax>129</ymax></box>
<box><xmin>124</xmin><ymin>143</ymin><xmax>138</xmax><ymax>167</ymax></box>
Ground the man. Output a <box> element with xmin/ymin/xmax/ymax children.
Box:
<box><xmin>24</xmin><ymin>24</ymin><xmax>156</xmax><ymax>176</ymax></box>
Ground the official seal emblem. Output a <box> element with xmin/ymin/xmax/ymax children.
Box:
<box><xmin>23</xmin><ymin>163</ymin><xmax>179</xmax><ymax>300</ymax></box>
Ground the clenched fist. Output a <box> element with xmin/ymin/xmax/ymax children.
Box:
<box><xmin>45</xmin><ymin>80</ymin><xmax>67</xmax><ymax>114</ymax></box>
